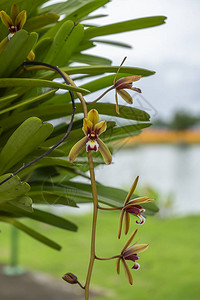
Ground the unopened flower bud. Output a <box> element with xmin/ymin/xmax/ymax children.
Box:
<box><xmin>62</xmin><ymin>272</ymin><xmax>78</xmax><ymax>284</ymax></box>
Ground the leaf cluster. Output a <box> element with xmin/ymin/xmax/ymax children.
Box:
<box><xmin>0</xmin><ymin>0</ymin><xmax>165</xmax><ymax>249</ymax></box>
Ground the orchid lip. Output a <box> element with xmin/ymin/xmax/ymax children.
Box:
<box><xmin>132</xmin><ymin>262</ymin><xmax>140</xmax><ymax>270</ymax></box>
<box><xmin>136</xmin><ymin>214</ymin><xmax>145</xmax><ymax>225</ymax></box>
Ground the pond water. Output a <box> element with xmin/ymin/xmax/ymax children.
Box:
<box><xmin>95</xmin><ymin>145</ymin><xmax>200</xmax><ymax>216</ymax></box>
<box><xmin>52</xmin><ymin>145</ymin><xmax>200</xmax><ymax>217</ymax></box>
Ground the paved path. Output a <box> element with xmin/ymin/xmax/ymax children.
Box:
<box><xmin>0</xmin><ymin>265</ymin><xmax>96</xmax><ymax>300</ymax></box>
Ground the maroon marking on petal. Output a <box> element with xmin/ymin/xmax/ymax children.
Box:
<box><xmin>132</xmin><ymin>262</ymin><xmax>140</xmax><ymax>270</ymax></box>
<box><xmin>132</xmin><ymin>87</ymin><xmax>142</xmax><ymax>93</ymax></box>
<box><xmin>124</xmin><ymin>254</ymin><xmax>139</xmax><ymax>262</ymax></box>
<box><xmin>116</xmin><ymin>83</ymin><xmax>132</xmax><ymax>90</ymax></box>
<box><xmin>125</xmin><ymin>206</ymin><xmax>141</xmax><ymax>215</ymax></box>
<box><xmin>136</xmin><ymin>215</ymin><xmax>145</xmax><ymax>225</ymax></box>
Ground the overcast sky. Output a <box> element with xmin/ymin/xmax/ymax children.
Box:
<box><xmin>47</xmin><ymin>0</ymin><xmax>200</xmax><ymax>121</ymax></box>
<box><xmin>84</xmin><ymin>0</ymin><xmax>200</xmax><ymax>121</ymax></box>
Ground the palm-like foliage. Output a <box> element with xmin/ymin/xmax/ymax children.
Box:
<box><xmin>0</xmin><ymin>0</ymin><xmax>165</xmax><ymax>249</ymax></box>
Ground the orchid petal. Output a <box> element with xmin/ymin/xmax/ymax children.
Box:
<box><xmin>121</xmin><ymin>229</ymin><xmax>138</xmax><ymax>253</ymax></box>
<box><xmin>69</xmin><ymin>136</ymin><xmax>88</xmax><ymax>163</ymax></box>
<box><xmin>115</xmin><ymin>75</ymin><xmax>142</xmax><ymax>88</ymax></box>
<box><xmin>116</xmin><ymin>257</ymin><xmax>121</xmax><ymax>274</ymax></box>
<box><xmin>122</xmin><ymin>258</ymin><xmax>133</xmax><ymax>285</ymax></box>
<box><xmin>117</xmin><ymin>89</ymin><xmax>133</xmax><ymax>104</ymax></box>
<box><xmin>11</xmin><ymin>4</ymin><xmax>19</xmax><ymax>23</ymax></box>
<box><xmin>88</xmin><ymin>109</ymin><xmax>99</xmax><ymax>125</ymax></box>
<box><xmin>126</xmin><ymin>243</ymin><xmax>149</xmax><ymax>254</ymax></box>
<box><xmin>124</xmin><ymin>176</ymin><xmax>139</xmax><ymax>205</ymax></box>
<box><xmin>98</xmin><ymin>138</ymin><xmax>112</xmax><ymax>165</ymax></box>
<box><xmin>124</xmin><ymin>211</ymin><xmax>130</xmax><ymax>235</ymax></box>
<box><xmin>15</xmin><ymin>10</ymin><xmax>26</xmax><ymax>29</ymax></box>
<box><xmin>0</xmin><ymin>11</ymin><xmax>13</xmax><ymax>28</ymax></box>
<box><xmin>128</xmin><ymin>196</ymin><xmax>151</xmax><ymax>205</ymax></box>
<box><xmin>118</xmin><ymin>209</ymin><xmax>125</xmax><ymax>239</ymax></box>
<box><xmin>94</xmin><ymin>120</ymin><xmax>107</xmax><ymax>136</ymax></box>
<box><xmin>82</xmin><ymin>118</ymin><xmax>93</xmax><ymax>135</ymax></box>
<box><xmin>131</xmin><ymin>87</ymin><xmax>142</xmax><ymax>93</ymax></box>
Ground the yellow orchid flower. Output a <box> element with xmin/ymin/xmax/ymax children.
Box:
<box><xmin>69</xmin><ymin>109</ymin><xmax>112</xmax><ymax>165</ymax></box>
<box><xmin>91</xmin><ymin>57</ymin><xmax>142</xmax><ymax>114</ymax></box>
<box><xmin>0</xmin><ymin>4</ymin><xmax>34</xmax><ymax>60</ymax></box>
<box><xmin>116</xmin><ymin>229</ymin><xmax>149</xmax><ymax>285</ymax></box>
<box><xmin>118</xmin><ymin>176</ymin><xmax>152</xmax><ymax>239</ymax></box>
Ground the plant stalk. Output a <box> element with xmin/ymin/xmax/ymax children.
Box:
<box><xmin>84</xmin><ymin>151</ymin><xmax>99</xmax><ymax>300</ymax></box>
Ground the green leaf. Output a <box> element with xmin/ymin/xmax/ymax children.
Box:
<box><xmin>9</xmin><ymin>195</ymin><xmax>33</xmax><ymax>213</ymax></box>
<box><xmin>0</xmin><ymin>30</ymin><xmax>38</xmax><ymax>77</ymax></box>
<box><xmin>24</xmin><ymin>13</ymin><xmax>59</xmax><ymax>32</ymax></box>
<box><xmin>0</xmin><ymin>173</ymin><xmax>30</xmax><ymax>203</ymax></box>
<box><xmin>0</xmin><ymin>216</ymin><xmax>61</xmax><ymax>250</ymax></box>
<box><xmin>84</xmin><ymin>16</ymin><xmax>167</xmax><ymax>39</ymax></box>
<box><xmin>70</xmin><ymin>53</ymin><xmax>112</xmax><ymax>65</ymax></box>
<box><xmin>34</xmin><ymin>38</ymin><xmax>53</xmax><ymax>62</ymax></box>
<box><xmin>101</xmin><ymin>123</ymin><xmax>152</xmax><ymax>143</ymax></box>
<box><xmin>18</xmin><ymin>157</ymin><xmax>74</xmax><ymax>178</ymax></box>
<box><xmin>62</xmin><ymin>65</ymin><xmax>155</xmax><ymax>77</ymax></box>
<box><xmin>0</xmin><ymin>102</ymin><xmax>150</xmax><ymax>133</ymax></box>
<box><xmin>1</xmin><ymin>203</ymin><xmax>77</xmax><ymax>231</ymax></box>
<box><xmin>41</xmin><ymin>0</ymin><xmax>109</xmax><ymax>21</ymax></box>
<box><xmin>92</xmin><ymin>39</ymin><xmax>132</xmax><ymax>49</ymax></box>
<box><xmin>0</xmin><ymin>89</ymin><xmax>57</xmax><ymax>115</ymax></box>
<box><xmin>0</xmin><ymin>78</ymin><xmax>90</xmax><ymax>93</ymax></box>
<box><xmin>0</xmin><ymin>117</ymin><xmax>53</xmax><ymax>174</ymax></box>
<box><xmin>45</xmin><ymin>21</ymin><xmax>84</xmax><ymax>66</ymax></box>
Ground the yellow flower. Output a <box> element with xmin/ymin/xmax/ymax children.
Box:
<box><xmin>69</xmin><ymin>109</ymin><xmax>112</xmax><ymax>165</ymax></box>
<box><xmin>91</xmin><ymin>57</ymin><xmax>142</xmax><ymax>114</ymax></box>
<box><xmin>118</xmin><ymin>176</ymin><xmax>152</xmax><ymax>239</ymax></box>
<box><xmin>0</xmin><ymin>4</ymin><xmax>34</xmax><ymax>60</ymax></box>
<box><xmin>116</xmin><ymin>229</ymin><xmax>149</xmax><ymax>285</ymax></box>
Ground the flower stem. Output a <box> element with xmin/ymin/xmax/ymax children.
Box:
<box><xmin>98</xmin><ymin>205</ymin><xmax>123</xmax><ymax>211</ymax></box>
<box><xmin>84</xmin><ymin>151</ymin><xmax>99</xmax><ymax>300</ymax></box>
<box><xmin>95</xmin><ymin>255</ymin><xmax>121</xmax><ymax>261</ymax></box>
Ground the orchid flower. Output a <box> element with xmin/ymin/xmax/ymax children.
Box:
<box><xmin>118</xmin><ymin>176</ymin><xmax>152</xmax><ymax>239</ymax></box>
<box><xmin>91</xmin><ymin>57</ymin><xmax>142</xmax><ymax>114</ymax></box>
<box><xmin>0</xmin><ymin>4</ymin><xmax>34</xmax><ymax>60</ymax></box>
<box><xmin>116</xmin><ymin>229</ymin><xmax>149</xmax><ymax>285</ymax></box>
<box><xmin>69</xmin><ymin>109</ymin><xmax>112</xmax><ymax>165</ymax></box>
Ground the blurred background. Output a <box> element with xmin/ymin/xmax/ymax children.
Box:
<box><xmin>1</xmin><ymin>0</ymin><xmax>200</xmax><ymax>299</ymax></box>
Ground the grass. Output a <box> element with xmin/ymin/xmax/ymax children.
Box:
<box><xmin>0</xmin><ymin>212</ymin><xmax>200</xmax><ymax>300</ymax></box>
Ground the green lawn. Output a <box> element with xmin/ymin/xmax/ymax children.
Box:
<box><xmin>0</xmin><ymin>212</ymin><xmax>200</xmax><ymax>300</ymax></box>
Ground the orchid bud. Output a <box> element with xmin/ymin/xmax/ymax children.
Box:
<box><xmin>62</xmin><ymin>272</ymin><xmax>78</xmax><ymax>284</ymax></box>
